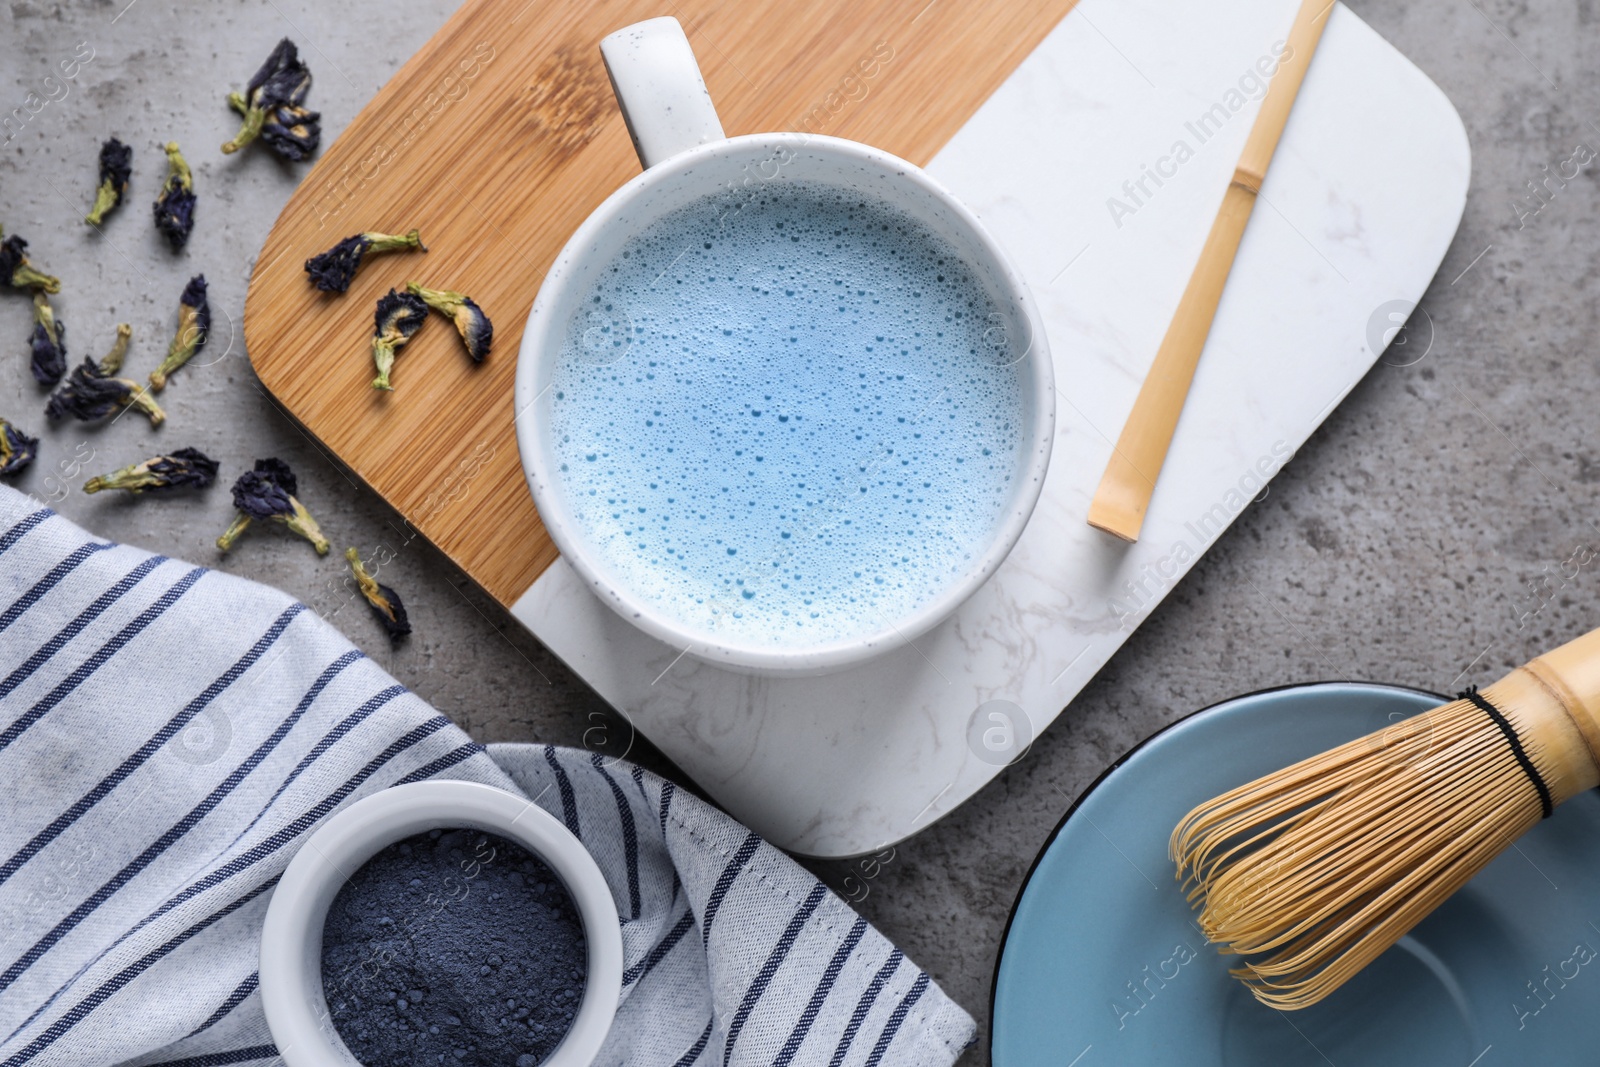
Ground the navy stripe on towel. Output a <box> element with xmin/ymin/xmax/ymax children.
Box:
<box><xmin>185</xmin><ymin>972</ymin><xmax>259</xmax><ymax>1038</ymax></box>
<box><xmin>118</xmin><ymin>717</ymin><xmax>454</xmax><ymax>947</ymax></box>
<box><xmin>394</xmin><ymin>743</ymin><xmax>484</xmax><ymax>785</ymax></box>
<box><xmin>0</xmin><ymin>651</ymin><xmax>357</xmax><ymax>993</ymax></box>
<box><xmin>672</xmin><ymin>1019</ymin><xmax>715</xmax><ymax>1067</ymax></box>
<box><xmin>863</xmin><ymin>971</ymin><xmax>929</xmax><ymax>1067</ymax></box>
<box><xmin>723</xmin><ymin>882</ymin><xmax>829</xmax><ymax>1066</ymax></box>
<box><xmin>1</xmin><ymin>882</ymin><xmax>275</xmax><ymax>1066</ymax></box>
<box><xmin>0</xmin><ymin>508</ymin><xmax>50</xmax><ymax>555</ymax></box>
<box><xmin>774</xmin><ymin>917</ymin><xmax>869</xmax><ymax>1067</ymax></box>
<box><xmin>596</xmin><ymin>756</ymin><xmax>641</xmax><ymax>921</ymax></box>
<box><xmin>0</xmin><ymin>556</ymin><xmax>182</xmax><ymax>739</ymax></box>
<box><xmin>544</xmin><ymin>745</ymin><xmax>580</xmax><ymax>837</ymax></box>
<box><xmin>827</xmin><ymin>949</ymin><xmax>903</xmax><ymax>1067</ymax></box>
<box><xmin>151</xmin><ymin>1046</ymin><xmax>279</xmax><ymax>1067</ymax></box>
<box><xmin>0</xmin><ymin>602</ymin><xmax>302</xmax><ymax>889</ymax></box>
<box><xmin>623</xmin><ymin>905</ymin><xmax>696</xmax><ymax>986</ymax></box>
<box><xmin>703</xmin><ymin>832</ymin><xmax>761</xmax><ymax>946</ymax></box>
<box><xmin>658</xmin><ymin>780</ymin><xmax>676</xmax><ymax>836</ymax></box>
<box><xmin>237</xmin><ymin>680</ymin><xmax>399</xmax><ymax>842</ymax></box>
<box><xmin>0</xmin><ymin>541</ymin><xmax>113</xmax><ymax>635</ymax></box>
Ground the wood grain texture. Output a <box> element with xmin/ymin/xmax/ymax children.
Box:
<box><xmin>245</xmin><ymin>0</ymin><xmax>1080</xmax><ymax>607</ymax></box>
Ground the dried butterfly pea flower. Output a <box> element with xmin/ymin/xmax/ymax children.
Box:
<box><xmin>253</xmin><ymin>38</ymin><xmax>313</xmax><ymax>108</ymax></box>
<box><xmin>0</xmin><ymin>418</ymin><xmax>38</xmax><ymax>477</ymax></box>
<box><xmin>47</xmin><ymin>357</ymin><xmax>165</xmax><ymax>426</ymax></box>
<box><xmin>223</xmin><ymin>39</ymin><xmax>320</xmax><ymax>161</ymax></box>
<box><xmin>47</xmin><ymin>324</ymin><xmax>140</xmax><ymax>420</ymax></box>
<box><xmin>0</xmin><ymin>231</ymin><xmax>61</xmax><ymax>294</ymax></box>
<box><xmin>305</xmin><ymin>230</ymin><xmax>426</xmax><ymax>293</ymax></box>
<box><xmin>226</xmin><ymin>92</ymin><xmax>321</xmax><ymax>162</ymax></box>
<box><xmin>251</xmin><ymin>456</ymin><xmax>298</xmax><ymax>496</ymax></box>
<box><xmin>370</xmin><ymin>289</ymin><xmax>428</xmax><ymax>391</ymax></box>
<box><xmin>86</xmin><ymin>138</ymin><xmax>133</xmax><ymax>226</ymax></box>
<box><xmin>83</xmin><ymin>447</ymin><xmax>218</xmax><ymax>495</ymax></box>
<box><xmin>406</xmin><ymin>282</ymin><xmax>493</xmax><ymax>363</ymax></box>
<box><xmin>150</xmin><ymin>275</ymin><xmax>209</xmax><ymax>391</ymax></box>
<box><xmin>222</xmin><ymin>91</ymin><xmax>267</xmax><ymax>155</ymax></box>
<box><xmin>29</xmin><ymin>292</ymin><xmax>66</xmax><ymax>386</ymax></box>
<box><xmin>98</xmin><ymin>322</ymin><xmax>132</xmax><ymax>375</ymax></box>
<box><xmin>262</xmin><ymin>100</ymin><xmax>320</xmax><ymax>162</ymax></box>
<box><xmin>217</xmin><ymin>456</ymin><xmax>329</xmax><ymax>555</ymax></box>
<box><xmin>152</xmin><ymin>142</ymin><xmax>196</xmax><ymax>251</ymax></box>
<box><xmin>345</xmin><ymin>547</ymin><xmax>411</xmax><ymax>641</ymax></box>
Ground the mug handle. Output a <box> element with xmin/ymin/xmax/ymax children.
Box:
<box><xmin>600</xmin><ymin>17</ymin><xmax>727</xmax><ymax>170</ymax></box>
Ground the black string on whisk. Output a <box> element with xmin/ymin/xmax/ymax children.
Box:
<box><xmin>1458</xmin><ymin>685</ymin><xmax>1554</xmax><ymax>818</ymax></box>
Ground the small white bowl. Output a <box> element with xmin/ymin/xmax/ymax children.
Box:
<box><xmin>260</xmin><ymin>781</ymin><xmax>622</xmax><ymax>1067</ymax></box>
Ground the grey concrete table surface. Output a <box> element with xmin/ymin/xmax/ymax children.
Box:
<box><xmin>1</xmin><ymin>0</ymin><xmax>1595</xmax><ymax>1060</ymax></box>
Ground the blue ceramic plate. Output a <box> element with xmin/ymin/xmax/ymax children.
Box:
<box><xmin>992</xmin><ymin>683</ymin><xmax>1600</xmax><ymax>1066</ymax></box>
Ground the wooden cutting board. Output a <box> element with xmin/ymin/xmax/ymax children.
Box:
<box><xmin>244</xmin><ymin>0</ymin><xmax>1081</xmax><ymax>607</ymax></box>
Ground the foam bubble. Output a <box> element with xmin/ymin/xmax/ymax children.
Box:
<box><xmin>550</xmin><ymin>182</ymin><xmax>1026</xmax><ymax>648</ymax></box>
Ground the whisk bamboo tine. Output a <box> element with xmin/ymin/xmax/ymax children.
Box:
<box><xmin>1173</xmin><ymin>625</ymin><xmax>1600</xmax><ymax>1008</ymax></box>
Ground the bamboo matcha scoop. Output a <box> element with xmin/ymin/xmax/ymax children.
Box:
<box><xmin>1087</xmin><ymin>0</ymin><xmax>1334</xmax><ymax>542</ymax></box>
<box><xmin>1171</xmin><ymin>624</ymin><xmax>1600</xmax><ymax>1010</ymax></box>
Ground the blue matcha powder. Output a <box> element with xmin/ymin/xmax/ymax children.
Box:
<box><xmin>320</xmin><ymin>829</ymin><xmax>587</xmax><ymax>1066</ymax></box>
<box><xmin>550</xmin><ymin>182</ymin><xmax>1027</xmax><ymax>647</ymax></box>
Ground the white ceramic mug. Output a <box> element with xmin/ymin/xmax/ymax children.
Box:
<box><xmin>514</xmin><ymin>17</ymin><xmax>1054</xmax><ymax>676</ymax></box>
<box><xmin>260</xmin><ymin>781</ymin><xmax>622</xmax><ymax>1067</ymax></box>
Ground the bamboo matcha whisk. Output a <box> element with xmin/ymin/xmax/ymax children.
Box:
<box><xmin>1171</xmin><ymin>626</ymin><xmax>1600</xmax><ymax>1010</ymax></box>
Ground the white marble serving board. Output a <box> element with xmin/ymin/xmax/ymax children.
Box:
<box><xmin>510</xmin><ymin>0</ymin><xmax>1471</xmax><ymax>857</ymax></box>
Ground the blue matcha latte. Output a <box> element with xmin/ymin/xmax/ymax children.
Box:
<box><xmin>549</xmin><ymin>182</ymin><xmax>1027</xmax><ymax>647</ymax></box>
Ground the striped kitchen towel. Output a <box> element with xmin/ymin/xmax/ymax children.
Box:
<box><xmin>0</xmin><ymin>488</ymin><xmax>975</xmax><ymax>1067</ymax></box>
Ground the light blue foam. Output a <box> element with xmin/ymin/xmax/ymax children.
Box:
<box><xmin>550</xmin><ymin>182</ymin><xmax>1025</xmax><ymax>648</ymax></box>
